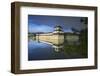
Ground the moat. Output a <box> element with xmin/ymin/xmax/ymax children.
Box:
<box><xmin>28</xmin><ymin>25</ymin><xmax>88</xmax><ymax>60</ymax></box>
<box><xmin>28</xmin><ymin>38</ymin><xmax>87</xmax><ymax>61</ymax></box>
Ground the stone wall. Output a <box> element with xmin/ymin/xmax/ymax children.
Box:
<box><xmin>35</xmin><ymin>33</ymin><xmax>79</xmax><ymax>45</ymax></box>
<box><xmin>65</xmin><ymin>35</ymin><xmax>79</xmax><ymax>42</ymax></box>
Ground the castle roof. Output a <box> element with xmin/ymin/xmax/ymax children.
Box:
<box><xmin>54</xmin><ymin>25</ymin><xmax>63</xmax><ymax>31</ymax></box>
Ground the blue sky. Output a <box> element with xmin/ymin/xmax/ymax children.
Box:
<box><xmin>28</xmin><ymin>15</ymin><xmax>86</xmax><ymax>33</ymax></box>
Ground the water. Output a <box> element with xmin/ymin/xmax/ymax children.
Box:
<box><xmin>28</xmin><ymin>39</ymin><xmax>86</xmax><ymax>61</ymax></box>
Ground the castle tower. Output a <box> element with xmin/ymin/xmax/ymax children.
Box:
<box><xmin>52</xmin><ymin>25</ymin><xmax>64</xmax><ymax>45</ymax></box>
<box><xmin>53</xmin><ymin>25</ymin><xmax>64</xmax><ymax>33</ymax></box>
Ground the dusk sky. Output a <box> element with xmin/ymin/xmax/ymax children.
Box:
<box><xmin>28</xmin><ymin>15</ymin><xmax>86</xmax><ymax>33</ymax></box>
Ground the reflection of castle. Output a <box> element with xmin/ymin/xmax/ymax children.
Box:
<box><xmin>52</xmin><ymin>44</ymin><xmax>64</xmax><ymax>52</ymax></box>
<box><xmin>35</xmin><ymin>25</ymin><xmax>79</xmax><ymax>46</ymax></box>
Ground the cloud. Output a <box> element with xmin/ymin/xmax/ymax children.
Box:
<box><xmin>28</xmin><ymin>24</ymin><xmax>54</xmax><ymax>33</ymax></box>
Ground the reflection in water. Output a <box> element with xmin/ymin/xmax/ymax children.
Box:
<box><xmin>38</xmin><ymin>40</ymin><xmax>64</xmax><ymax>52</ymax></box>
<box><xmin>28</xmin><ymin>38</ymin><xmax>87</xmax><ymax>61</ymax></box>
<box><xmin>52</xmin><ymin>45</ymin><xmax>64</xmax><ymax>52</ymax></box>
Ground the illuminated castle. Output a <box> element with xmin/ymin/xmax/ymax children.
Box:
<box><xmin>35</xmin><ymin>25</ymin><xmax>79</xmax><ymax>46</ymax></box>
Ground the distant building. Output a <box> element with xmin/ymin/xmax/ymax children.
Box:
<box><xmin>35</xmin><ymin>25</ymin><xmax>79</xmax><ymax>45</ymax></box>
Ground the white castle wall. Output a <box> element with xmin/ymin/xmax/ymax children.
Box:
<box><xmin>35</xmin><ymin>33</ymin><xmax>79</xmax><ymax>45</ymax></box>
